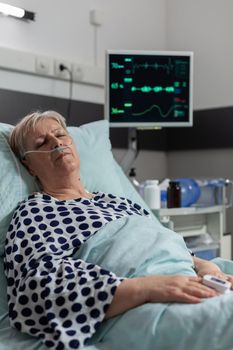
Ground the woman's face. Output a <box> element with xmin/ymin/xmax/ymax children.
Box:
<box><xmin>22</xmin><ymin>118</ymin><xmax>80</xmax><ymax>182</ymax></box>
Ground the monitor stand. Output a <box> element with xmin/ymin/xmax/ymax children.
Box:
<box><xmin>120</xmin><ymin>128</ymin><xmax>138</xmax><ymax>175</ymax></box>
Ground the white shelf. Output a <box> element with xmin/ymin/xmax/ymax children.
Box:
<box><xmin>156</xmin><ymin>204</ymin><xmax>231</xmax><ymax>259</ymax></box>
<box><xmin>158</xmin><ymin>205</ymin><xmax>224</xmax><ymax>216</ymax></box>
<box><xmin>178</xmin><ymin>224</ymin><xmax>207</xmax><ymax>238</ymax></box>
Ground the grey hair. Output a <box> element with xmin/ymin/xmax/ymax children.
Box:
<box><xmin>9</xmin><ymin>110</ymin><xmax>67</xmax><ymax>159</ymax></box>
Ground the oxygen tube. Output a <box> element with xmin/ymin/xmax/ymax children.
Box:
<box><xmin>23</xmin><ymin>143</ymin><xmax>72</xmax><ymax>158</ymax></box>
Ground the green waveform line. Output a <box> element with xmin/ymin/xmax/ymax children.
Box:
<box><xmin>132</xmin><ymin>58</ymin><xmax>174</xmax><ymax>74</ymax></box>
<box><xmin>132</xmin><ymin>104</ymin><xmax>182</xmax><ymax>118</ymax></box>
<box><xmin>131</xmin><ymin>86</ymin><xmax>174</xmax><ymax>93</ymax></box>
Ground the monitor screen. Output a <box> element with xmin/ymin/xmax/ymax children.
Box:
<box><xmin>105</xmin><ymin>50</ymin><xmax>193</xmax><ymax>128</ymax></box>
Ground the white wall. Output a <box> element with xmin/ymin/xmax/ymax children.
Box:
<box><xmin>0</xmin><ymin>0</ymin><xmax>166</xmax><ymax>65</ymax></box>
<box><xmin>0</xmin><ymin>0</ymin><xmax>167</xmax><ymax>102</ymax></box>
<box><xmin>1</xmin><ymin>0</ymin><xmax>232</xmax><ymax>109</ymax></box>
<box><xmin>167</xmin><ymin>149</ymin><xmax>233</xmax><ymax>180</ymax></box>
<box><xmin>166</xmin><ymin>0</ymin><xmax>233</xmax><ymax>110</ymax></box>
<box><xmin>113</xmin><ymin>149</ymin><xmax>168</xmax><ymax>183</ymax></box>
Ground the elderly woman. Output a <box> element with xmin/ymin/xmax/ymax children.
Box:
<box><xmin>4</xmin><ymin>110</ymin><xmax>233</xmax><ymax>350</ymax></box>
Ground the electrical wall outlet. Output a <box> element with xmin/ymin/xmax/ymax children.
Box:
<box><xmin>54</xmin><ymin>59</ymin><xmax>72</xmax><ymax>80</ymax></box>
<box><xmin>35</xmin><ymin>56</ymin><xmax>52</xmax><ymax>75</ymax></box>
<box><xmin>72</xmin><ymin>63</ymin><xmax>84</xmax><ymax>82</ymax></box>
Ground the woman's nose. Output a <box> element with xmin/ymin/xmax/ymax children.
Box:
<box><xmin>50</xmin><ymin>135</ymin><xmax>63</xmax><ymax>148</ymax></box>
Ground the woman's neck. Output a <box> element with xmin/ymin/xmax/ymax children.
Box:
<box><xmin>41</xmin><ymin>176</ymin><xmax>93</xmax><ymax>200</ymax></box>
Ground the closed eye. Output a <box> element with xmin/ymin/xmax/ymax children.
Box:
<box><xmin>35</xmin><ymin>142</ymin><xmax>43</xmax><ymax>149</ymax></box>
<box><xmin>56</xmin><ymin>133</ymin><xmax>70</xmax><ymax>141</ymax></box>
<box><xmin>35</xmin><ymin>139</ymin><xmax>47</xmax><ymax>148</ymax></box>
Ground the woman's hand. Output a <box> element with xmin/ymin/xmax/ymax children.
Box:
<box><xmin>193</xmin><ymin>256</ymin><xmax>233</xmax><ymax>287</ymax></box>
<box><xmin>140</xmin><ymin>275</ymin><xmax>218</xmax><ymax>304</ymax></box>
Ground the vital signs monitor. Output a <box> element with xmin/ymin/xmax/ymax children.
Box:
<box><xmin>105</xmin><ymin>50</ymin><xmax>193</xmax><ymax>128</ymax></box>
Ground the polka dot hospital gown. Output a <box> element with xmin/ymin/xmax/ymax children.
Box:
<box><xmin>4</xmin><ymin>192</ymin><xmax>150</xmax><ymax>350</ymax></box>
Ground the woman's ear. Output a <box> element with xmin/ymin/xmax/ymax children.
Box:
<box><xmin>21</xmin><ymin>159</ymin><xmax>36</xmax><ymax>176</ymax></box>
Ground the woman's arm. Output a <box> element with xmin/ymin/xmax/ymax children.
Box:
<box><xmin>105</xmin><ymin>274</ymin><xmax>218</xmax><ymax>319</ymax></box>
<box><xmin>106</xmin><ymin>256</ymin><xmax>233</xmax><ymax>319</ymax></box>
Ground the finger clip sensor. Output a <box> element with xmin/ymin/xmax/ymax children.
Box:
<box><xmin>203</xmin><ymin>274</ymin><xmax>231</xmax><ymax>294</ymax></box>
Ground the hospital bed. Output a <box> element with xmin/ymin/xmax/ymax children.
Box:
<box><xmin>1</xmin><ymin>120</ymin><xmax>233</xmax><ymax>350</ymax></box>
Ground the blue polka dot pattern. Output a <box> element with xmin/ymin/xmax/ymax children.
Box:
<box><xmin>4</xmin><ymin>192</ymin><xmax>149</xmax><ymax>349</ymax></box>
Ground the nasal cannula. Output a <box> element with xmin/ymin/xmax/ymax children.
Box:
<box><xmin>23</xmin><ymin>143</ymin><xmax>72</xmax><ymax>157</ymax></box>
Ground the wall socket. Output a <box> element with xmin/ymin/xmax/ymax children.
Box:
<box><xmin>72</xmin><ymin>63</ymin><xmax>84</xmax><ymax>82</ymax></box>
<box><xmin>35</xmin><ymin>56</ymin><xmax>52</xmax><ymax>75</ymax></box>
<box><xmin>54</xmin><ymin>59</ymin><xmax>72</xmax><ymax>79</ymax></box>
